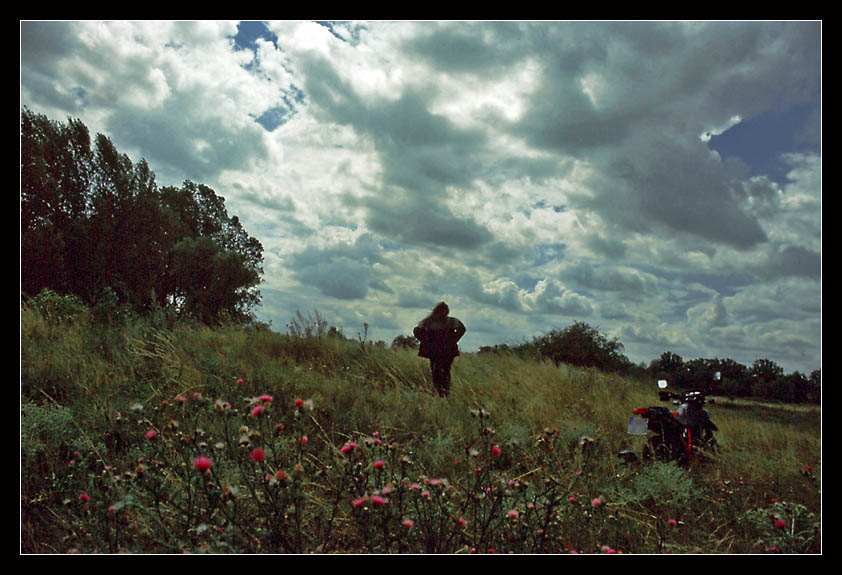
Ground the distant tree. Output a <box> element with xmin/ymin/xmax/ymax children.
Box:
<box><xmin>649</xmin><ymin>351</ymin><xmax>688</xmax><ymax>387</ymax></box>
<box><xmin>750</xmin><ymin>358</ymin><xmax>785</xmax><ymax>384</ymax></box>
<box><xmin>533</xmin><ymin>321</ymin><xmax>631</xmax><ymax>373</ymax></box>
<box><xmin>712</xmin><ymin>358</ymin><xmax>751</xmax><ymax>398</ymax></box>
<box><xmin>391</xmin><ymin>334</ymin><xmax>419</xmax><ymax>350</ymax></box>
<box><xmin>807</xmin><ymin>370</ymin><xmax>821</xmax><ymax>404</ymax></box>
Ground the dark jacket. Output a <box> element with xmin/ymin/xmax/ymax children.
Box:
<box><xmin>414</xmin><ymin>316</ymin><xmax>466</xmax><ymax>360</ymax></box>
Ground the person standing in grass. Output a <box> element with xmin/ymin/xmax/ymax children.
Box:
<box><xmin>414</xmin><ymin>302</ymin><xmax>466</xmax><ymax>398</ymax></box>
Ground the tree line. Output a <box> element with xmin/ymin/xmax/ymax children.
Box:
<box><xmin>21</xmin><ymin>108</ymin><xmax>264</xmax><ymax>325</ymax></box>
<box><xmin>470</xmin><ymin>322</ymin><xmax>820</xmax><ymax>405</ymax></box>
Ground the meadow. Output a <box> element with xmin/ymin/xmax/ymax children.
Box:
<box><xmin>20</xmin><ymin>296</ymin><xmax>821</xmax><ymax>554</ymax></box>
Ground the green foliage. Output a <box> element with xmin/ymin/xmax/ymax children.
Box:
<box><xmin>20</xmin><ymin>108</ymin><xmax>263</xmax><ymax>326</ymax></box>
<box><xmin>26</xmin><ymin>289</ymin><xmax>88</xmax><ymax>323</ymax></box>
<box><xmin>391</xmin><ymin>334</ymin><xmax>419</xmax><ymax>350</ymax></box>
<box><xmin>649</xmin><ymin>351</ymin><xmax>820</xmax><ymax>405</ymax></box>
<box><xmin>739</xmin><ymin>501</ymin><xmax>820</xmax><ymax>553</ymax></box>
<box><xmin>21</xmin><ymin>401</ymin><xmax>79</xmax><ymax>457</ymax></box>
<box><xmin>517</xmin><ymin>321</ymin><xmax>633</xmax><ymax>375</ymax></box>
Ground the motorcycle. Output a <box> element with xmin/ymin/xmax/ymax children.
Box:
<box><xmin>619</xmin><ymin>377</ymin><xmax>719</xmax><ymax>465</ymax></box>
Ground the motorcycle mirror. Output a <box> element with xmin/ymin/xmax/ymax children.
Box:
<box><xmin>714</xmin><ymin>371</ymin><xmax>721</xmax><ymax>381</ymax></box>
<box><xmin>658</xmin><ymin>379</ymin><xmax>668</xmax><ymax>389</ymax></box>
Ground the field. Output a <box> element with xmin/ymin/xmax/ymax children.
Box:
<box><xmin>20</xmin><ymin>302</ymin><xmax>821</xmax><ymax>554</ymax></box>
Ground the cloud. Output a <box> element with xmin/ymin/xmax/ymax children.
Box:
<box><xmin>20</xmin><ymin>20</ymin><xmax>821</xmax><ymax>372</ymax></box>
<box><xmin>291</xmin><ymin>233</ymin><xmax>386</xmax><ymax>300</ymax></box>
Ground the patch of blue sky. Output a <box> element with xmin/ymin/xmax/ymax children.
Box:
<box><xmin>532</xmin><ymin>242</ymin><xmax>567</xmax><ymax>267</ymax></box>
<box><xmin>232</xmin><ymin>21</ymin><xmax>278</xmax><ymax>52</ymax></box>
<box><xmin>532</xmin><ymin>199</ymin><xmax>566</xmax><ymax>213</ymax></box>
<box><xmin>255</xmin><ymin>105</ymin><xmax>292</xmax><ymax>132</ymax></box>
<box><xmin>315</xmin><ymin>21</ymin><xmax>366</xmax><ymax>45</ymax></box>
<box><xmin>707</xmin><ymin>103</ymin><xmax>819</xmax><ymax>184</ymax></box>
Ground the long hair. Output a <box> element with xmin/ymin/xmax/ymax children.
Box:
<box><xmin>427</xmin><ymin>301</ymin><xmax>449</xmax><ymax>322</ymax></box>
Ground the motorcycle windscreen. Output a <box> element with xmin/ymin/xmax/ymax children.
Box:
<box><xmin>627</xmin><ymin>416</ymin><xmax>648</xmax><ymax>435</ymax></box>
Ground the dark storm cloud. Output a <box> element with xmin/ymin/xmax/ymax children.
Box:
<box><xmin>498</xmin><ymin>21</ymin><xmax>818</xmax><ymax>250</ymax></box>
<box><xmin>291</xmin><ymin>234</ymin><xmax>387</xmax><ymax>300</ymax></box>
<box><xmin>402</xmin><ymin>21</ymin><xmax>530</xmax><ymax>75</ymax></box>
<box><xmin>20</xmin><ymin>22</ymin><xmax>88</xmax><ymax>112</ymax></box>
<box><xmin>598</xmin><ymin>136</ymin><xmax>769</xmax><ymax>249</ymax></box>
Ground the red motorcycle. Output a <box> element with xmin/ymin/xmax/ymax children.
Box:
<box><xmin>620</xmin><ymin>379</ymin><xmax>719</xmax><ymax>465</ymax></box>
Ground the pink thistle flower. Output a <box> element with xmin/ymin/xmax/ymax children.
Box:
<box><xmin>294</xmin><ymin>398</ymin><xmax>304</xmax><ymax>408</ymax></box>
<box><xmin>176</xmin><ymin>394</ymin><xmax>187</xmax><ymax>403</ymax></box>
<box><xmin>601</xmin><ymin>545</ymin><xmax>616</xmax><ymax>554</ymax></box>
<box><xmin>79</xmin><ymin>493</ymin><xmax>90</xmax><ymax>503</ymax></box>
<box><xmin>668</xmin><ymin>518</ymin><xmax>677</xmax><ymax>526</ymax></box>
<box><xmin>508</xmin><ymin>509</ymin><xmax>519</xmax><ymax>518</ymax></box>
<box><xmin>275</xmin><ymin>470</ymin><xmax>286</xmax><ymax>481</ymax></box>
<box><xmin>373</xmin><ymin>459</ymin><xmax>385</xmax><ymax>469</ymax></box>
<box><xmin>351</xmin><ymin>497</ymin><xmax>366</xmax><ymax>509</ymax></box>
<box><xmin>774</xmin><ymin>519</ymin><xmax>787</xmax><ymax>528</ymax></box>
<box><xmin>457</xmin><ymin>516</ymin><xmax>468</xmax><ymax>527</ymax></box>
<box><xmin>371</xmin><ymin>494</ymin><xmax>387</xmax><ymax>505</ymax></box>
<box><xmin>408</xmin><ymin>483</ymin><xmax>421</xmax><ymax>490</ymax></box>
<box><xmin>301</xmin><ymin>436</ymin><xmax>308</xmax><ymax>446</ymax></box>
<box><xmin>237</xmin><ymin>378</ymin><xmax>244</xmax><ymax>385</ymax></box>
<box><xmin>591</xmin><ymin>497</ymin><xmax>603</xmax><ymax>508</ymax></box>
<box><xmin>259</xmin><ymin>394</ymin><xmax>273</xmax><ymax>404</ymax></box>
<box><xmin>340</xmin><ymin>442</ymin><xmax>357</xmax><ymax>454</ymax></box>
<box><xmin>193</xmin><ymin>456</ymin><xmax>212</xmax><ymax>472</ymax></box>
<box><xmin>568</xmin><ymin>496</ymin><xmax>577</xmax><ymax>503</ymax></box>
<box><xmin>491</xmin><ymin>444</ymin><xmax>502</xmax><ymax>457</ymax></box>
<box><xmin>250</xmin><ymin>404</ymin><xmax>264</xmax><ymax>417</ymax></box>
<box><xmin>161</xmin><ymin>400</ymin><xmax>168</xmax><ymax>407</ymax></box>
<box><xmin>144</xmin><ymin>429</ymin><xmax>157</xmax><ymax>440</ymax></box>
<box><xmin>250</xmin><ymin>448</ymin><xmax>266</xmax><ymax>463</ymax></box>
<box><xmin>402</xmin><ymin>519</ymin><xmax>414</xmax><ymax>528</ymax></box>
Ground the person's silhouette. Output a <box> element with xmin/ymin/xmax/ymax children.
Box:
<box><xmin>413</xmin><ymin>302</ymin><xmax>466</xmax><ymax>397</ymax></box>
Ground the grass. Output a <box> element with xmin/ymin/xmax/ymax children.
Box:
<box><xmin>20</xmin><ymin>302</ymin><xmax>821</xmax><ymax>554</ymax></box>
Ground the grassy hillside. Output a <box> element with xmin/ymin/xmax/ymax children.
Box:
<box><xmin>20</xmin><ymin>300</ymin><xmax>821</xmax><ymax>554</ymax></box>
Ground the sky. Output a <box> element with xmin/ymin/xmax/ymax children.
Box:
<box><xmin>19</xmin><ymin>20</ymin><xmax>822</xmax><ymax>374</ymax></box>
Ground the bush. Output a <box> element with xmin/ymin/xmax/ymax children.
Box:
<box><xmin>26</xmin><ymin>289</ymin><xmax>87</xmax><ymax>323</ymax></box>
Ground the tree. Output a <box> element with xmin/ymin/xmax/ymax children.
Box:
<box><xmin>21</xmin><ymin>108</ymin><xmax>93</xmax><ymax>297</ymax></box>
<box><xmin>650</xmin><ymin>351</ymin><xmax>688</xmax><ymax>387</ymax></box>
<box><xmin>20</xmin><ymin>108</ymin><xmax>264</xmax><ymax>325</ymax></box>
<box><xmin>534</xmin><ymin>321</ymin><xmax>631</xmax><ymax>373</ymax></box>
<box><xmin>169</xmin><ymin>236</ymin><xmax>261</xmax><ymax>324</ymax></box>
<box><xmin>711</xmin><ymin>358</ymin><xmax>750</xmax><ymax>398</ymax></box>
<box><xmin>391</xmin><ymin>334</ymin><xmax>419</xmax><ymax>350</ymax></box>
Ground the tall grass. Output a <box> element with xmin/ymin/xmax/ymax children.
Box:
<box><xmin>20</xmin><ymin>302</ymin><xmax>821</xmax><ymax>554</ymax></box>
